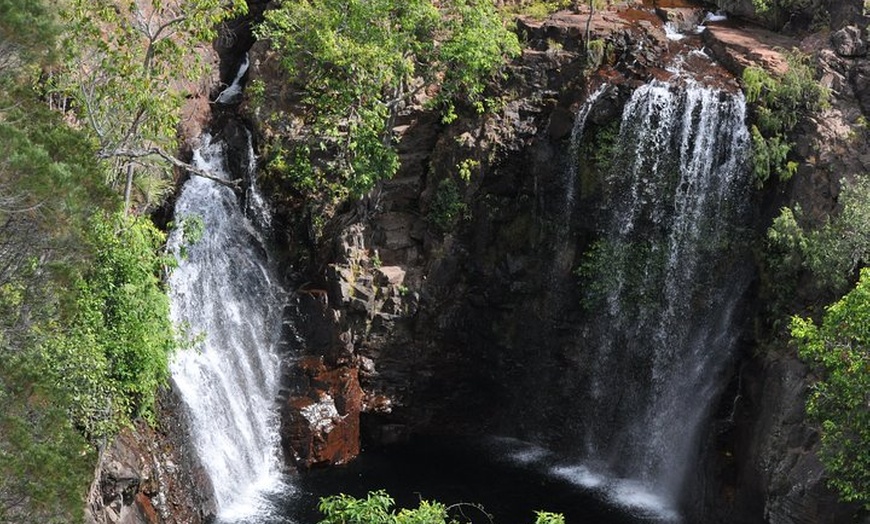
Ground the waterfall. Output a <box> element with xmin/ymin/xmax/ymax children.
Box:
<box><xmin>549</xmin><ymin>85</ymin><xmax>610</xmax><ymax>280</ymax></box>
<box><xmin>168</xmin><ymin>132</ymin><xmax>287</xmax><ymax>520</ymax></box>
<box><xmin>215</xmin><ymin>54</ymin><xmax>250</xmax><ymax>105</ymax></box>
<box><xmin>574</xmin><ymin>80</ymin><xmax>752</xmax><ymax>515</ymax></box>
<box><xmin>564</xmin><ymin>84</ymin><xmax>609</xmax><ymax>211</ymax></box>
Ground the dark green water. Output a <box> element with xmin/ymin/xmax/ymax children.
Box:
<box><xmin>238</xmin><ymin>436</ymin><xmax>680</xmax><ymax>524</ymax></box>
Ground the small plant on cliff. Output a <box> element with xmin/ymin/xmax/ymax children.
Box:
<box><xmin>429</xmin><ymin>178</ymin><xmax>469</xmax><ymax>233</ymax></box>
<box><xmin>742</xmin><ymin>52</ymin><xmax>828</xmax><ymax>187</ymax></box>
<box><xmin>791</xmin><ymin>268</ymin><xmax>870</xmax><ymax>508</ymax></box>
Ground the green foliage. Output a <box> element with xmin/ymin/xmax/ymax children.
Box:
<box><xmin>1</xmin><ymin>2</ymin><xmax>182</xmax><ymax>517</ymax></box>
<box><xmin>765</xmin><ymin>176</ymin><xmax>870</xmax><ymax>306</ymax></box>
<box><xmin>534</xmin><ymin>511</ymin><xmax>565</xmax><ymax>524</ymax></box>
<box><xmin>751</xmin><ymin>0</ymin><xmax>830</xmax><ymax>28</ymax></box>
<box><xmin>317</xmin><ymin>490</ymin><xmax>564</xmax><ymax>524</ymax></box>
<box><xmin>457</xmin><ymin>158</ymin><xmax>480</xmax><ymax>182</ymax></box>
<box><xmin>428</xmin><ymin>178</ymin><xmax>468</xmax><ymax>232</ymax></box>
<box><xmin>0</xmin><ymin>0</ymin><xmax>59</xmax><ymax>70</ymax></box>
<box><xmin>500</xmin><ymin>0</ymin><xmax>573</xmax><ymax>20</ymax></box>
<box><xmin>581</xmin><ymin>119</ymin><xmax>619</xmax><ymax>173</ymax></box>
<box><xmin>742</xmin><ymin>53</ymin><xmax>828</xmax><ymax>187</ymax></box>
<box><xmin>791</xmin><ymin>267</ymin><xmax>870</xmax><ymax>507</ymax></box>
<box><xmin>585</xmin><ymin>38</ymin><xmax>606</xmax><ymax>70</ymax></box>
<box><xmin>257</xmin><ymin>0</ymin><xmax>519</xmax><ymax>203</ymax></box>
<box><xmin>172</xmin><ymin>214</ymin><xmax>205</xmax><ymax>259</ymax></box>
<box><xmin>750</xmin><ymin>125</ymin><xmax>796</xmax><ymax>187</ymax></box>
<box><xmin>319</xmin><ymin>491</ymin><xmax>450</xmax><ymax>524</ymax></box>
<box><xmin>575</xmin><ymin>238</ymin><xmax>666</xmax><ymax>312</ymax></box>
<box><xmin>40</xmin><ymin>212</ymin><xmax>176</xmax><ymax>434</ymax></box>
<box><xmin>51</xmin><ymin>0</ymin><xmax>247</xmax><ymax>209</ymax></box>
<box><xmin>438</xmin><ymin>0</ymin><xmax>522</xmax><ymax>118</ymax></box>
<box><xmin>0</xmin><ymin>359</ymin><xmax>93</xmax><ymax>523</ymax></box>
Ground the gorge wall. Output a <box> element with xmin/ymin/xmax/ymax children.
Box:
<box><xmin>248</xmin><ymin>1</ymin><xmax>870</xmax><ymax>523</ymax></box>
<box><xmin>87</xmin><ymin>0</ymin><xmax>870</xmax><ymax>523</ymax></box>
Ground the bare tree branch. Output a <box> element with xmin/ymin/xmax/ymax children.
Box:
<box><xmin>101</xmin><ymin>148</ymin><xmax>243</xmax><ymax>190</ymax></box>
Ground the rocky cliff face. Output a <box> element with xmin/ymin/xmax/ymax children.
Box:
<box><xmin>85</xmin><ymin>390</ymin><xmax>216</xmax><ymax>524</ymax></box>
<box><xmin>98</xmin><ymin>1</ymin><xmax>870</xmax><ymax>522</ymax></box>
<box><xmin>246</xmin><ymin>1</ymin><xmax>870</xmax><ymax>523</ymax></box>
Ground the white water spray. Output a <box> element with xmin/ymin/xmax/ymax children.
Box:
<box><xmin>215</xmin><ymin>55</ymin><xmax>250</xmax><ymax>105</ymax></box>
<box><xmin>168</xmin><ymin>133</ymin><xmax>287</xmax><ymax>521</ymax></box>
<box><xmin>575</xmin><ymin>80</ymin><xmax>752</xmax><ymax>514</ymax></box>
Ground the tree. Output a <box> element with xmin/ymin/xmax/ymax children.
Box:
<box><xmin>1</xmin><ymin>30</ymin><xmax>112</xmax><ymax>518</ymax></box>
<box><xmin>1</xmin><ymin>9</ymin><xmax>182</xmax><ymax>511</ymax></box>
<box><xmin>0</xmin><ymin>0</ymin><xmax>58</xmax><ymax>74</ymax></box>
<box><xmin>51</xmin><ymin>0</ymin><xmax>247</xmax><ymax>211</ymax></box>
<box><xmin>256</xmin><ymin>0</ymin><xmax>520</xmax><ymax>202</ymax></box>
<box><xmin>791</xmin><ymin>268</ymin><xmax>870</xmax><ymax>508</ymax></box>
<box><xmin>584</xmin><ymin>0</ymin><xmax>607</xmax><ymax>52</ymax></box>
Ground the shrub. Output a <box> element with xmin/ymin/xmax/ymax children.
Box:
<box><xmin>428</xmin><ymin>178</ymin><xmax>468</xmax><ymax>232</ymax></box>
<box><xmin>742</xmin><ymin>52</ymin><xmax>828</xmax><ymax>186</ymax></box>
<box><xmin>791</xmin><ymin>268</ymin><xmax>870</xmax><ymax>507</ymax></box>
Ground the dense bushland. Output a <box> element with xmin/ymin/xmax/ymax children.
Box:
<box><xmin>764</xmin><ymin>174</ymin><xmax>870</xmax><ymax>507</ymax></box>
<box><xmin>0</xmin><ymin>0</ymin><xmax>192</xmax><ymax>520</ymax></box>
<box><xmin>255</xmin><ymin>0</ymin><xmax>521</xmax><ymax>206</ymax></box>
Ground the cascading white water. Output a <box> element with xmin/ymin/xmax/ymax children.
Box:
<box><xmin>573</xmin><ymin>80</ymin><xmax>752</xmax><ymax>516</ymax></box>
<box><xmin>564</xmin><ymin>85</ymin><xmax>609</xmax><ymax>210</ymax></box>
<box><xmin>215</xmin><ymin>54</ymin><xmax>250</xmax><ymax>105</ymax></box>
<box><xmin>168</xmin><ymin>133</ymin><xmax>287</xmax><ymax>520</ymax></box>
<box><xmin>548</xmin><ymin>85</ymin><xmax>610</xmax><ymax>279</ymax></box>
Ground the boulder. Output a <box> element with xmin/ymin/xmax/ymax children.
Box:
<box><xmin>702</xmin><ymin>22</ymin><xmax>794</xmax><ymax>75</ymax></box>
<box><xmin>282</xmin><ymin>358</ymin><xmax>364</xmax><ymax>468</ymax></box>
<box><xmin>850</xmin><ymin>61</ymin><xmax>870</xmax><ymax>115</ymax></box>
<box><xmin>374</xmin><ymin>266</ymin><xmax>406</xmax><ymax>287</ymax></box>
<box><xmin>656</xmin><ymin>7</ymin><xmax>705</xmax><ymax>33</ymax></box>
<box><xmin>832</xmin><ymin>25</ymin><xmax>867</xmax><ymax>57</ymax></box>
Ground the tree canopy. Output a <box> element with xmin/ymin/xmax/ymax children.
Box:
<box><xmin>791</xmin><ymin>268</ymin><xmax>870</xmax><ymax>507</ymax></box>
<box><xmin>50</xmin><ymin>0</ymin><xmax>247</xmax><ymax>211</ymax></box>
<box><xmin>256</xmin><ymin>0</ymin><xmax>520</xmax><ymax>203</ymax></box>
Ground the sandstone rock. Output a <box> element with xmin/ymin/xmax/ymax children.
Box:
<box><xmin>850</xmin><ymin>61</ymin><xmax>870</xmax><ymax>116</ymax></box>
<box><xmin>832</xmin><ymin>26</ymin><xmax>867</xmax><ymax>57</ymax></box>
<box><xmin>656</xmin><ymin>7</ymin><xmax>704</xmax><ymax>33</ymax></box>
<box><xmin>86</xmin><ymin>392</ymin><xmax>216</xmax><ymax>524</ymax></box>
<box><xmin>548</xmin><ymin>106</ymin><xmax>575</xmax><ymax>140</ymax></box>
<box><xmin>703</xmin><ymin>22</ymin><xmax>794</xmax><ymax>76</ymax></box>
<box><xmin>374</xmin><ymin>266</ymin><xmax>406</xmax><ymax>287</ymax></box>
<box><xmin>376</xmin><ymin>212</ymin><xmax>417</xmax><ymax>251</ymax></box>
<box><xmin>282</xmin><ymin>358</ymin><xmax>363</xmax><ymax>468</ymax></box>
<box><xmin>326</xmin><ymin>265</ymin><xmax>355</xmax><ymax>305</ymax></box>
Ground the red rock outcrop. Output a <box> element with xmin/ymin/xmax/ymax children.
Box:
<box><xmin>282</xmin><ymin>357</ymin><xmax>364</xmax><ymax>468</ymax></box>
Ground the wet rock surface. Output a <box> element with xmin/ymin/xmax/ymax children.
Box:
<box><xmin>86</xmin><ymin>390</ymin><xmax>216</xmax><ymax>524</ymax></box>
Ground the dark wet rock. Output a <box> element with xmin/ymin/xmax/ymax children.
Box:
<box><xmin>832</xmin><ymin>25</ymin><xmax>867</xmax><ymax>57</ymax></box>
